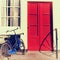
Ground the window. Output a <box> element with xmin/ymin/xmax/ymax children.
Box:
<box><xmin>1</xmin><ymin>0</ymin><xmax>20</xmax><ymax>26</ymax></box>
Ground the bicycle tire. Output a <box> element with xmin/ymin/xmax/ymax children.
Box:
<box><xmin>1</xmin><ymin>43</ymin><xmax>11</xmax><ymax>57</ymax></box>
<box><xmin>19</xmin><ymin>39</ymin><xmax>25</xmax><ymax>55</ymax></box>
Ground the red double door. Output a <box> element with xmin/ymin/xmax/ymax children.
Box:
<box><xmin>28</xmin><ymin>2</ymin><xmax>53</xmax><ymax>51</ymax></box>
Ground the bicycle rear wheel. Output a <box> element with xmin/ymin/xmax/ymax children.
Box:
<box><xmin>1</xmin><ymin>43</ymin><xmax>11</xmax><ymax>57</ymax></box>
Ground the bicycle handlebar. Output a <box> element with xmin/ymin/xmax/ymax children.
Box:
<box><xmin>6</xmin><ymin>27</ymin><xmax>18</xmax><ymax>33</ymax></box>
<box><xmin>6</xmin><ymin>27</ymin><xmax>24</xmax><ymax>35</ymax></box>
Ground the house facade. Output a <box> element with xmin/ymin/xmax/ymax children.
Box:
<box><xmin>0</xmin><ymin>0</ymin><xmax>60</xmax><ymax>50</ymax></box>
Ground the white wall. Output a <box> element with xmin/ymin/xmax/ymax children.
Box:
<box><xmin>53</xmin><ymin>0</ymin><xmax>60</xmax><ymax>50</ymax></box>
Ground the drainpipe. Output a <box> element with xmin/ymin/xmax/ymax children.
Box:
<box><xmin>55</xmin><ymin>28</ymin><xmax>58</xmax><ymax>59</ymax></box>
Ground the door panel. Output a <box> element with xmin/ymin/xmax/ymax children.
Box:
<box><xmin>28</xmin><ymin>3</ymin><xmax>39</xmax><ymax>50</ymax></box>
<box><xmin>28</xmin><ymin>15</ymin><xmax>37</xmax><ymax>25</ymax></box>
<box><xmin>28</xmin><ymin>3</ymin><xmax>37</xmax><ymax>14</ymax></box>
<box><xmin>43</xmin><ymin>15</ymin><xmax>50</xmax><ymax>25</ymax></box>
<box><xmin>38</xmin><ymin>2</ymin><xmax>52</xmax><ymax>51</ymax></box>
<box><xmin>43</xmin><ymin>3</ymin><xmax>50</xmax><ymax>14</ymax></box>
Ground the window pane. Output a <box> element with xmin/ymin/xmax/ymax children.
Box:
<box><xmin>18</xmin><ymin>7</ymin><xmax>20</xmax><ymax>16</ymax></box>
<box><xmin>2</xmin><ymin>0</ymin><xmax>6</xmax><ymax>7</ymax></box>
<box><xmin>13</xmin><ymin>17</ymin><xmax>19</xmax><ymax>26</ymax></box>
<box><xmin>1</xmin><ymin>17</ymin><xmax>7</xmax><ymax>26</ymax></box>
<box><xmin>14</xmin><ymin>7</ymin><xmax>20</xmax><ymax>17</ymax></box>
<box><xmin>14</xmin><ymin>0</ymin><xmax>20</xmax><ymax>6</ymax></box>
<box><xmin>8</xmin><ymin>17</ymin><xmax>10</xmax><ymax>26</ymax></box>
<box><xmin>8</xmin><ymin>0</ymin><xmax>10</xmax><ymax>6</ymax></box>
<box><xmin>8</xmin><ymin>7</ymin><xmax>10</xmax><ymax>16</ymax></box>
<box><xmin>1</xmin><ymin>7</ymin><xmax>7</xmax><ymax>17</ymax></box>
<box><xmin>10</xmin><ymin>0</ymin><xmax>14</xmax><ymax>6</ymax></box>
<box><xmin>8</xmin><ymin>17</ymin><xmax>13</xmax><ymax>26</ymax></box>
<box><xmin>18</xmin><ymin>17</ymin><xmax>20</xmax><ymax>26</ymax></box>
<box><xmin>7</xmin><ymin>7</ymin><xmax>14</xmax><ymax>17</ymax></box>
<box><xmin>8</xmin><ymin>17</ymin><xmax>20</xmax><ymax>26</ymax></box>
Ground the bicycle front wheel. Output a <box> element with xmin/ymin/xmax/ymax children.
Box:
<box><xmin>19</xmin><ymin>39</ymin><xmax>25</xmax><ymax>55</ymax></box>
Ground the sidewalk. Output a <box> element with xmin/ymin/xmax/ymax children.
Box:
<box><xmin>0</xmin><ymin>51</ymin><xmax>59</xmax><ymax>60</ymax></box>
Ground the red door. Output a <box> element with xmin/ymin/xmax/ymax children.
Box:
<box><xmin>28</xmin><ymin>2</ymin><xmax>53</xmax><ymax>51</ymax></box>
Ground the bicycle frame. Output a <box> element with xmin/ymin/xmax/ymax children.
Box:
<box><xmin>5</xmin><ymin>28</ymin><xmax>24</xmax><ymax>54</ymax></box>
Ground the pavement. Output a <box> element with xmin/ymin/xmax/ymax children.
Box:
<box><xmin>0</xmin><ymin>51</ymin><xmax>59</xmax><ymax>60</ymax></box>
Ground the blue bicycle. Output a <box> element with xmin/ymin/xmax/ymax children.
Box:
<box><xmin>1</xmin><ymin>28</ymin><xmax>25</xmax><ymax>57</ymax></box>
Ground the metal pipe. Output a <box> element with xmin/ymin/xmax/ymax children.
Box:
<box><xmin>55</xmin><ymin>28</ymin><xmax>58</xmax><ymax>59</ymax></box>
